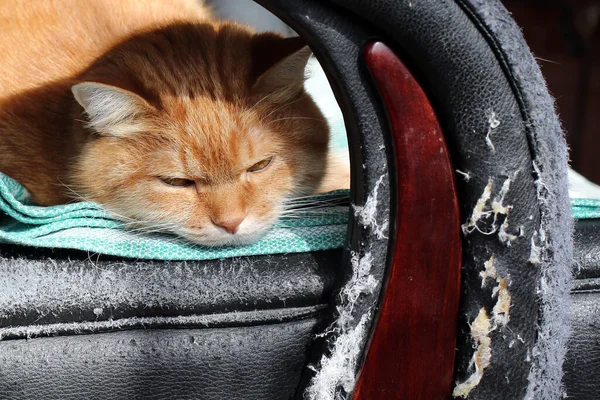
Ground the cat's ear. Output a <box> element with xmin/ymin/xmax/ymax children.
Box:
<box><xmin>71</xmin><ymin>82</ymin><xmax>152</xmax><ymax>137</ymax></box>
<box><xmin>251</xmin><ymin>35</ymin><xmax>312</xmax><ymax>96</ymax></box>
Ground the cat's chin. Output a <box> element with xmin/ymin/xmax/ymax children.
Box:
<box><xmin>175</xmin><ymin>226</ymin><xmax>271</xmax><ymax>247</ymax></box>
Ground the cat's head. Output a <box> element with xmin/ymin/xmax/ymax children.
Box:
<box><xmin>69</xmin><ymin>23</ymin><xmax>329</xmax><ymax>246</ymax></box>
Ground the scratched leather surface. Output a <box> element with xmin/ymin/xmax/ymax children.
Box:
<box><xmin>0</xmin><ymin>0</ymin><xmax>566</xmax><ymax>399</ymax></box>
<box><xmin>0</xmin><ymin>320</ymin><xmax>318</xmax><ymax>400</ymax></box>
<box><xmin>321</xmin><ymin>1</ymin><xmax>541</xmax><ymax>398</ymax></box>
<box><xmin>563</xmin><ymin>220</ymin><xmax>600</xmax><ymax>400</ymax></box>
<box><xmin>0</xmin><ymin>246</ymin><xmax>339</xmax><ymax>328</ymax></box>
<box><xmin>572</xmin><ymin>220</ymin><xmax>600</xmax><ymax>280</ymax></box>
<box><xmin>0</xmin><ymin>246</ymin><xmax>338</xmax><ymax>399</ymax></box>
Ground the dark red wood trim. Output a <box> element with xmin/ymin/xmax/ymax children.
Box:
<box><xmin>353</xmin><ymin>42</ymin><xmax>462</xmax><ymax>400</ymax></box>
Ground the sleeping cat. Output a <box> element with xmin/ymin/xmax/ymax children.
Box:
<box><xmin>0</xmin><ymin>0</ymin><xmax>348</xmax><ymax>246</ymax></box>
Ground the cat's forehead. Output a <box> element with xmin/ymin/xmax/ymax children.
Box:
<box><xmin>153</xmin><ymin>103</ymin><xmax>276</xmax><ymax>177</ymax></box>
<box><xmin>165</xmin><ymin>95</ymin><xmax>251</xmax><ymax>131</ymax></box>
<box><xmin>179</xmin><ymin>100</ymin><xmax>270</xmax><ymax>148</ymax></box>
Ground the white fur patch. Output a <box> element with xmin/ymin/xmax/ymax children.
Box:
<box><xmin>72</xmin><ymin>83</ymin><xmax>148</xmax><ymax>136</ymax></box>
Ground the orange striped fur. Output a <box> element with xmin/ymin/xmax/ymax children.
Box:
<box><xmin>0</xmin><ymin>0</ymin><xmax>344</xmax><ymax>245</ymax></box>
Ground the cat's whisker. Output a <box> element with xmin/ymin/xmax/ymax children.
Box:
<box><xmin>282</xmin><ymin>205</ymin><xmax>342</xmax><ymax>212</ymax></box>
<box><xmin>130</xmin><ymin>223</ymin><xmax>182</xmax><ymax>234</ymax></box>
<box><xmin>280</xmin><ymin>211</ymin><xmax>344</xmax><ymax>219</ymax></box>
<box><xmin>246</xmin><ymin>86</ymin><xmax>292</xmax><ymax>113</ymax></box>
<box><xmin>284</xmin><ymin>196</ymin><xmax>347</xmax><ymax>203</ymax></box>
<box><xmin>57</xmin><ymin>179</ymin><xmax>94</xmax><ymax>204</ymax></box>
<box><xmin>281</xmin><ymin>212</ymin><xmax>332</xmax><ymax>219</ymax></box>
<box><xmin>283</xmin><ymin>200</ymin><xmax>348</xmax><ymax>209</ymax></box>
<box><xmin>258</xmin><ymin>94</ymin><xmax>309</xmax><ymax>124</ymax></box>
<box><xmin>285</xmin><ymin>192</ymin><xmax>347</xmax><ymax>201</ymax></box>
<box><xmin>281</xmin><ymin>206</ymin><xmax>341</xmax><ymax>213</ymax></box>
<box><xmin>117</xmin><ymin>223</ymin><xmax>173</xmax><ymax>233</ymax></box>
<box><xmin>265</xmin><ymin>116</ymin><xmax>326</xmax><ymax>126</ymax></box>
<box><xmin>283</xmin><ymin>206</ymin><xmax>345</xmax><ymax>212</ymax></box>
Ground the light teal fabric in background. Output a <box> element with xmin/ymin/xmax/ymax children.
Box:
<box><xmin>571</xmin><ymin>198</ymin><xmax>600</xmax><ymax>220</ymax></box>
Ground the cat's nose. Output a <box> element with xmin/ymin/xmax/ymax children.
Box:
<box><xmin>212</xmin><ymin>215</ymin><xmax>245</xmax><ymax>234</ymax></box>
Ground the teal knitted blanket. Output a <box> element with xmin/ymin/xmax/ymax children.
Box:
<box><xmin>2</xmin><ymin>171</ymin><xmax>600</xmax><ymax>260</ymax></box>
<box><xmin>0</xmin><ymin>173</ymin><xmax>349</xmax><ymax>260</ymax></box>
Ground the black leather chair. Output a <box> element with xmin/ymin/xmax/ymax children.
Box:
<box><xmin>1</xmin><ymin>0</ymin><xmax>592</xmax><ymax>399</ymax></box>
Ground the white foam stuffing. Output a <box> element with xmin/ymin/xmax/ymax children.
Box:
<box><xmin>492</xmin><ymin>276</ymin><xmax>512</xmax><ymax>327</ymax></box>
<box><xmin>485</xmin><ymin>110</ymin><xmax>501</xmax><ymax>152</ymax></box>
<box><xmin>498</xmin><ymin>219</ymin><xmax>518</xmax><ymax>246</ymax></box>
<box><xmin>456</xmin><ymin>169</ymin><xmax>472</xmax><ymax>182</ymax></box>
<box><xmin>529</xmin><ymin>232</ymin><xmax>542</xmax><ymax>265</ymax></box>
<box><xmin>479</xmin><ymin>256</ymin><xmax>512</xmax><ymax>327</ymax></box>
<box><xmin>462</xmin><ymin>179</ymin><xmax>493</xmax><ymax>235</ymax></box>
<box><xmin>341</xmin><ymin>252</ymin><xmax>378</xmax><ymax>316</ymax></box>
<box><xmin>308</xmin><ymin>173</ymin><xmax>388</xmax><ymax>398</ymax></box>
<box><xmin>491</xmin><ymin>178</ymin><xmax>512</xmax><ymax>216</ymax></box>
<box><xmin>462</xmin><ymin>177</ymin><xmax>519</xmax><ymax>247</ymax></box>
<box><xmin>453</xmin><ymin>308</ymin><xmax>493</xmax><ymax>398</ymax></box>
<box><xmin>454</xmin><ymin>257</ymin><xmax>512</xmax><ymax>397</ymax></box>
<box><xmin>353</xmin><ymin>175</ymin><xmax>388</xmax><ymax>239</ymax></box>
<box><xmin>305</xmin><ymin>252</ymin><xmax>378</xmax><ymax>400</ymax></box>
<box><xmin>492</xmin><ymin>177</ymin><xmax>517</xmax><ymax>247</ymax></box>
<box><xmin>532</xmin><ymin>161</ymin><xmax>548</xmax><ymax>192</ymax></box>
<box><xmin>479</xmin><ymin>256</ymin><xmax>497</xmax><ymax>287</ymax></box>
<box><xmin>306</xmin><ymin>313</ymin><xmax>371</xmax><ymax>400</ymax></box>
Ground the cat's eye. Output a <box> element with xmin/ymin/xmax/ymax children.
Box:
<box><xmin>160</xmin><ymin>177</ymin><xmax>195</xmax><ymax>187</ymax></box>
<box><xmin>247</xmin><ymin>157</ymin><xmax>273</xmax><ymax>173</ymax></box>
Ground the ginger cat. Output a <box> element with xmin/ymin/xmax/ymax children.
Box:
<box><xmin>0</xmin><ymin>0</ymin><xmax>348</xmax><ymax>246</ymax></box>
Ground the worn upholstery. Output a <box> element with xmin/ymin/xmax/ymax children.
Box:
<box><xmin>0</xmin><ymin>246</ymin><xmax>340</xmax><ymax>399</ymax></box>
<box><xmin>563</xmin><ymin>221</ymin><xmax>600</xmax><ymax>400</ymax></box>
<box><xmin>0</xmin><ymin>0</ymin><xmax>580</xmax><ymax>399</ymax></box>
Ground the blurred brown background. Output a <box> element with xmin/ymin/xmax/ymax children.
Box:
<box><xmin>503</xmin><ymin>0</ymin><xmax>600</xmax><ymax>184</ymax></box>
